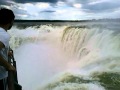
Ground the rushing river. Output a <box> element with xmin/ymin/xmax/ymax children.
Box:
<box><xmin>8</xmin><ymin>21</ymin><xmax>120</xmax><ymax>90</ymax></box>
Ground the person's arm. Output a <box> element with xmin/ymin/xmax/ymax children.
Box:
<box><xmin>8</xmin><ymin>47</ymin><xmax>13</xmax><ymax>57</ymax></box>
<box><xmin>0</xmin><ymin>41</ymin><xmax>16</xmax><ymax>71</ymax></box>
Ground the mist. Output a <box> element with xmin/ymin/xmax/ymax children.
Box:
<box><xmin>7</xmin><ymin>25</ymin><xmax>67</xmax><ymax>90</ymax></box>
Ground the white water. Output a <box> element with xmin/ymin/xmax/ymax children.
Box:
<box><xmin>9</xmin><ymin>25</ymin><xmax>73</xmax><ymax>90</ymax></box>
<box><xmin>8</xmin><ymin>23</ymin><xmax>120</xmax><ymax>90</ymax></box>
<box><xmin>14</xmin><ymin>42</ymin><xmax>71</xmax><ymax>90</ymax></box>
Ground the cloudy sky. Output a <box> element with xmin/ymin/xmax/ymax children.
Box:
<box><xmin>0</xmin><ymin>0</ymin><xmax>120</xmax><ymax>20</ymax></box>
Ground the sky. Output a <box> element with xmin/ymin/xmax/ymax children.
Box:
<box><xmin>0</xmin><ymin>0</ymin><xmax>120</xmax><ymax>20</ymax></box>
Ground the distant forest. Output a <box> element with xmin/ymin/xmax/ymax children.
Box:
<box><xmin>14</xmin><ymin>18</ymin><xmax>120</xmax><ymax>23</ymax></box>
<box><xmin>13</xmin><ymin>18</ymin><xmax>120</xmax><ymax>29</ymax></box>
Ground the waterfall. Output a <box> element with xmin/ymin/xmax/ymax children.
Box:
<box><xmin>8</xmin><ymin>22</ymin><xmax>120</xmax><ymax>90</ymax></box>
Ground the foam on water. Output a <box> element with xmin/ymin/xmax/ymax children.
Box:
<box><xmin>8</xmin><ymin>23</ymin><xmax>120</xmax><ymax>90</ymax></box>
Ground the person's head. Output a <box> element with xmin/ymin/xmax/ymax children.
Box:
<box><xmin>0</xmin><ymin>7</ymin><xmax>15</xmax><ymax>30</ymax></box>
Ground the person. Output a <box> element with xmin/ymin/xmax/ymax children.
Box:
<box><xmin>0</xmin><ymin>7</ymin><xmax>16</xmax><ymax>90</ymax></box>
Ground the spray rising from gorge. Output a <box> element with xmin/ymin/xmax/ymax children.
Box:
<box><xmin>8</xmin><ymin>21</ymin><xmax>120</xmax><ymax>90</ymax></box>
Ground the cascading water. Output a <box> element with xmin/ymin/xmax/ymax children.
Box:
<box><xmin>62</xmin><ymin>26</ymin><xmax>120</xmax><ymax>70</ymax></box>
<box><xmin>8</xmin><ymin>22</ymin><xmax>120</xmax><ymax>90</ymax></box>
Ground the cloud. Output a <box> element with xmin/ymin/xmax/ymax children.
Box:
<box><xmin>73</xmin><ymin>3</ymin><xmax>82</xmax><ymax>8</ymax></box>
<box><xmin>0</xmin><ymin>0</ymin><xmax>6</xmax><ymax>5</ymax></box>
<box><xmin>82</xmin><ymin>0</ymin><xmax>120</xmax><ymax>13</ymax></box>
<box><xmin>35</xmin><ymin>3</ymin><xmax>51</xmax><ymax>9</ymax></box>
<box><xmin>0</xmin><ymin>0</ymin><xmax>120</xmax><ymax>20</ymax></box>
<box><xmin>40</xmin><ymin>10</ymin><xmax>55</xmax><ymax>13</ymax></box>
<box><xmin>88</xmin><ymin>0</ymin><xmax>109</xmax><ymax>5</ymax></box>
<box><xmin>10</xmin><ymin>0</ymin><xmax>58</xmax><ymax>3</ymax></box>
<box><xmin>0</xmin><ymin>0</ymin><xmax>14</xmax><ymax>5</ymax></box>
<box><xmin>11</xmin><ymin>2</ymin><xmax>55</xmax><ymax>19</ymax></box>
<box><xmin>65</xmin><ymin>0</ymin><xmax>90</xmax><ymax>4</ymax></box>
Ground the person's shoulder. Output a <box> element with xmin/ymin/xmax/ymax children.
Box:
<box><xmin>0</xmin><ymin>27</ymin><xmax>5</xmax><ymax>49</ymax></box>
<box><xmin>0</xmin><ymin>27</ymin><xmax>9</xmax><ymax>37</ymax></box>
<box><xmin>0</xmin><ymin>27</ymin><xmax>6</xmax><ymax>33</ymax></box>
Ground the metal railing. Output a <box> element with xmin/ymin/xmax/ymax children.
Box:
<box><xmin>7</xmin><ymin>51</ymin><xmax>22</xmax><ymax>90</ymax></box>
